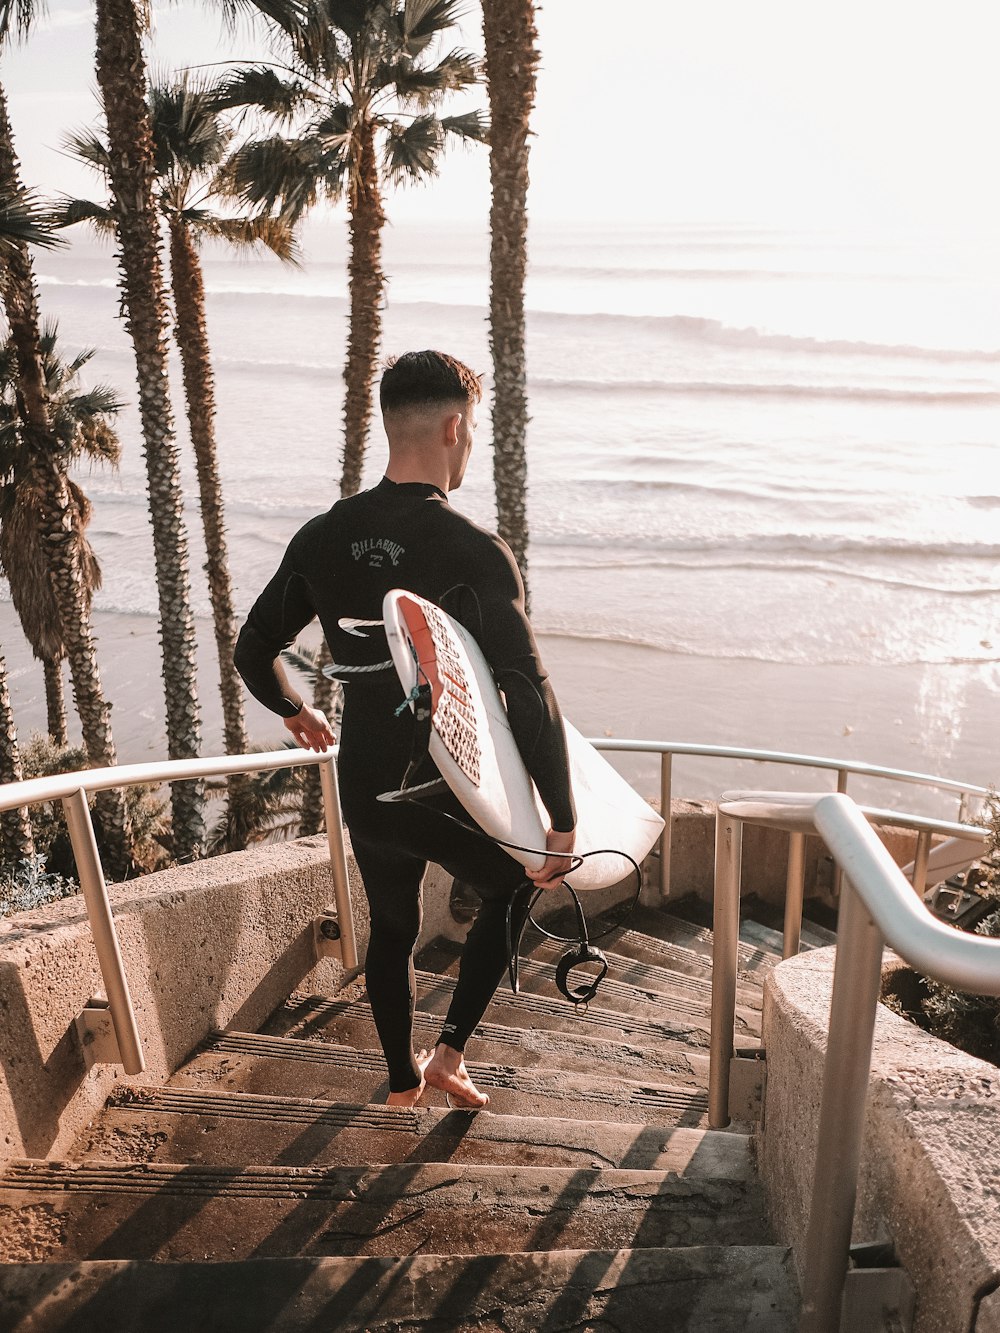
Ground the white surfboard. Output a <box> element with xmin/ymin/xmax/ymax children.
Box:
<box><xmin>383</xmin><ymin>589</ymin><xmax>664</xmax><ymax>892</ymax></box>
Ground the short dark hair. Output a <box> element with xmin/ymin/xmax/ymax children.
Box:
<box><xmin>379</xmin><ymin>350</ymin><xmax>482</xmax><ymax>414</ymax></box>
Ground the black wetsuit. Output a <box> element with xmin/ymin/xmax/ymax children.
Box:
<box><xmin>235</xmin><ymin>476</ymin><xmax>575</xmax><ymax>1091</ymax></box>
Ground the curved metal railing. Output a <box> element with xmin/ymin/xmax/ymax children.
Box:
<box><xmin>710</xmin><ymin>789</ymin><xmax>999</xmax><ymax>1333</ymax></box>
<box><xmin>595</xmin><ymin>739</ymin><xmax>988</xmax><ymax>899</ymax></box>
<box><xmin>0</xmin><ymin>746</ymin><xmax>355</xmax><ymax>1076</ymax></box>
<box><xmin>0</xmin><ymin>738</ymin><xmax>987</xmax><ymax>1081</ymax></box>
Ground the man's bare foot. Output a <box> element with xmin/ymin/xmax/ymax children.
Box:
<box><xmin>385</xmin><ymin>1049</ymin><xmax>431</xmax><ymax>1107</ymax></box>
<box><xmin>423</xmin><ymin>1044</ymin><xmax>490</xmax><ymax>1110</ymax></box>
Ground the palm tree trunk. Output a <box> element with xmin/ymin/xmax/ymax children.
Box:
<box><xmin>167</xmin><ymin>216</ymin><xmax>253</xmax><ymax>842</ymax></box>
<box><xmin>43</xmin><ymin>657</ymin><xmax>69</xmax><ymax>748</ymax></box>
<box><xmin>0</xmin><ymin>651</ymin><xmax>34</xmax><ymax>865</ymax></box>
<box><xmin>93</xmin><ymin>0</ymin><xmax>204</xmax><ymax>861</ymax></box>
<box><xmin>482</xmin><ymin>0</ymin><xmax>539</xmax><ymax>603</ymax></box>
<box><xmin>341</xmin><ymin>120</ymin><xmax>386</xmax><ymax>499</ymax></box>
<box><xmin>297</xmin><ymin>640</ymin><xmax>334</xmax><ymax>837</ymax></box>
<box><xmin>0</xmin><ymin>83</ymin><xmax>131</xmax><ymax>879</ymax></box>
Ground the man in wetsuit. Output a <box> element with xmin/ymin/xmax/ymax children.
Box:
<box><xmin>234</xmin><ymin>350</ymin><xmax>576</xmax><ymax>1109</ymax></box>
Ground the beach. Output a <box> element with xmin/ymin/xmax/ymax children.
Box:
<box><xmin>2</xmin><ymin>601</ymin><xmax>996</xmax><ymax>822</ymax></box>
<box><xmin>3</xmin><ymin>219</ymin><xmax>1000</xmax><ymax>822</ymax></box>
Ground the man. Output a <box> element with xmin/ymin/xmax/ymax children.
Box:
<box><xmin>235</xmin><ymin>350</ymin><xmax>575</xmax><ymax>1110</ymax></box>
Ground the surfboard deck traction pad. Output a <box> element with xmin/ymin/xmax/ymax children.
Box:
<box><xmin>400</xmin><ymin>597</ymin><xmax>482</xmax><ymax>788</ymax></box>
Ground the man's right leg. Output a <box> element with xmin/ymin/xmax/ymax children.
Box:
<box><xmin>350</xmin><ymin>833</ymin><xmax>429</xmax><ymax>1098</ymax></box>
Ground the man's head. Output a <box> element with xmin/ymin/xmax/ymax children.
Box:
<box><xmin>380</xmin><ymin>350</ymin><xmax>483</xmax><ymax>491</ymax></box>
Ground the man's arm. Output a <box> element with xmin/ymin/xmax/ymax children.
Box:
<box><xmin>234</xmin><ymin>535</ymin><xmax>335</xmax><ymax>752</ymax></box>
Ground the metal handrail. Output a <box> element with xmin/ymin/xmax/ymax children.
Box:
<box><xmin>0</xmin><ymin>735</ymin><xmax>985</xmax><ymax>1078</ymax></box>
<box><xmin>710</xmin><ymin>789</ymin><xmax>999</xmax><ymax>1333</ymax></box>
<box><xmin>593</xmin><ymin>738</ymin><xmax>988</xmax><ymax>901</ymax></box>
<box><xmin>0</xmin><ymin>745</ymin><xmax>356</xmax><ymax>1077</ymax></box>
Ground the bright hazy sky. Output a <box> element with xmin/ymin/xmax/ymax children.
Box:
<box><xmin>5</xmin><ymin>1</ymin><xmax>1000</xmax><ymax>237</ymax></box>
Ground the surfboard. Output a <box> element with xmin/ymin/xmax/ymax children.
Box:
<box><xmin>382</xmin><ymin>589</ymin><xmax>664</xmax><ymax>892</ymax></box>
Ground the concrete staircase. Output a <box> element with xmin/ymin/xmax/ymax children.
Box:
<box><xmin>0</xmin><ymin>904</ymin><xmax>807</xmax><ymax>1331</ymax></box>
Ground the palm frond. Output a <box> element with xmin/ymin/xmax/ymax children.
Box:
<box><xmin>197</xmin><ymin>213</ymin><xmax>302</xmax><ymax>264</ymax></box>
<box><xmin>400</xmin><ymin>0</ymin><xmax>467</xmax><ymax>56</ymax></box>
<box><xmin>204</xmin><ymin>0</ymin><xmax>308</xmax><ymax>40</ymax></box>
<box><xmin>222</xmin><ymin>135</ymin><xmax>315</xmax><ymax>220</ymax></box>
<box><xmin>280</xmin><ymin>641</ymin><xmax>328</xmax><ymax>682</ymax></box>
<box><xmin>62</xmin><ymin>128</ymin><xmax>113</xmax><ymax>178</ymax></box>
<box><xmin>206</xmin><ymin>740</ymin><xmax>308</xmax><ymax>854</ymax></box>
<box><xmin>439</xmin><ymin>108</ymin><xmax>487</xmax><ymax>144</ymax></box>
<box><xmin>52</xmin><ymin>196</ymin><xmax>117</xmax><ymax>239</ymax></box>
<box><xmin>0</xmin><ymin>186</ymin><xmax>65</xmax><ymax>252</ymax></box>
<box><xmin>382</xmin><ymin>114</ymin><xmax>442</xmax><ymax>186</ymax></box>
<box><xmin>209</xmin><ymin>65</ymin><xmax>315</xmax><ymax>121</ymax></box>
<box><xmin>325</xmin><ymin>0</ymin><xmax>373</xmax><ymax>41</ymax></box>
<box><xmin>384</xmin><ymin>48</ymin><xmax>477</xmax><ymax>105</ymax></box>
<box><xmin>149</xmin><ymin>76</ymin><xmax>231</xmax><ymax>181</ymax></box>
<box><xmin>0</xmin><ymin>0</ymin><xmax>39</xmax><ymax>45</ymax></box>
<box><xmin>222</xmin><ymin>132</ymin><xmax>346</xmax><ymax>220</ymax></box>
<box><xmin>312</xmin><ymin>98</ymin><xmax>353</xmax><ymax>136</ymax></box>
<box><xmin>74</xmin><ymin>416</ymin><xmax>122</xmax><ymax>466</ymax></box>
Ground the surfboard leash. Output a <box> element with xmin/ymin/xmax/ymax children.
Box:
<box><xmin>499</xmin><ymin>843</ymin><xmax>643</xmax><ymax>1010</ymax></box>
<box><xmin>416</xmin><ymin>805</ymin><xmax>641</xmax><ymax>1009</ymax></box>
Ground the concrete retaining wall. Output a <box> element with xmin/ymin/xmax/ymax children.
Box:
<box><xmin>0</xmin><ymin>833</ymin><xmax>457</xmax><ymax>1166</ymax></box>
<box><xmin>760</xmin><ymin>948</ymin><xmax>1000</xmax><ymax>1333</ymax></box>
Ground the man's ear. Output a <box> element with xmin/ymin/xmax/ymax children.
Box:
<box><xmin>443</xmin><ymin>411</ymin><xmax>462</xmax><ymax>447</ymax></box>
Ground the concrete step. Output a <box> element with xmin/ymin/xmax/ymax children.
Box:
<box><xmin>278</xmin><ymin>975</ymin><xmax>726</xmax><ymax>1053</ymax></box>
<box><xmin>69</xmin><ymin>1086</ymin><xmax>754</xmax><ymax>1174</ymax></box>
<box><xmin>572</xmin><ymin>920</ymin><xmax>764</xmax><ymax>988</ymax></box>
<box><xmin>0</xmin><ymin>1246</ymin><xmax>800</xmax><ymax>1332</ymax></box>
<box><xmin>621</xmin><ymin>905</ymin><xmax>780</xmax><ymax>971</ymax></box>
<box><xmin>410</xmin><ymin>963</ymin><xmax>763</xmax><ymax>1040</ymax></box>
<box><xmin>262</xmin><ymin>995</ymin><xmax>710</xmax><ymax>1086</ymax></box>
<box><xmin>171</xmin><ymin>1032</ymin><xmax>712</xmax><ymax>1128</ymax></box>
<box><xmin>416</xmin><ymin>933</ymin><xmax>762</xmax><ymax>1012</ymax></box>
<box><xmin>525</xmin><ymin>934</ymin><xmax>763</xmax><ymax>1007</ymax></box>
<box><xmin>737</xmin><ymin>916</ymin><xmax>836</xmax><ymax>953</ymax></box>
<box><xmin>635</xmin><ymin>905</ymin><xmax>833</xmax><ymax>961</ymax></box>
<box><xmin>0</xmin><ymin>1158</ymin><xmax>773</xmax><ymax>1261</ymax></box>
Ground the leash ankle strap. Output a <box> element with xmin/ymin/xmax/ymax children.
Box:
<box><xmin>555</xmin><ymin>942</ymin><xmax>608</xmax><ymax>1006</ymax></box>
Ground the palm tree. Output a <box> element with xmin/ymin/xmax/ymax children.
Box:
<box><xmin>64</xmin><ymin>77</ymin><xmax>300</xmax><ymax>847</ymax></box>
<box><xmin>0</xmin><ymin>651</ymin><xmax>33</xmax><ymax>865</ymax></box>
<box><xmin>218</xmin><ymin>0</ymin><xmax>485</xmax><ymax>496</ymax></box>
<box><xmin>0</xmin><ymin>1</ymin><xmax>131</xmax><ymax>877</ymax></box>
<box><xmin>91</xmin><ymin>0</ymin><xmax>206</xmax><ymax>860</ymax></box>
<box><xmin>481</xmin><ymin>0</ymin><xmax>538</xmax><ymax>598</ymax></box>
<box><xmin>0</xmin><ymin>183</ymin><xmax>65</xmax><ymax>252</ymax></box>
<box><xmin>0</xmin><ymin>322</ymin><xmax>123</xmax><ymax>751</ymax></box>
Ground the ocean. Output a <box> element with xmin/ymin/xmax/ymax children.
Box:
<box><xmin>5</xmin><ymin>220</ymin><xmax>1000</xmax><ymax>808</ymax></box>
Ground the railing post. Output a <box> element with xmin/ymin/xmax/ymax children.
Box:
<box><xmin>659</xmin><ymin>752</ymin><xmax>673</xmax><ymax>901</ymax></box>
<box><xmin>799</xmin><ymin>878</ymin><xmax>884</xmax><ymax>1333</ymax></box>
<box><xmin>783</xmin><ymin>830</ymin><xmax>806</xmax><ymax>959</ymax></box>
<box><xmin>910</xmin><ymin>828</ymin><xmax>932</xmax><ymax>892</ymax></box>
<box><xmin>61</xmin><ymin>788</ymin><xmax>145</xmax><ymax>1076</ymax></box>
<box><xmin>319</xmin><ymin>757</ymin><xmax>359</xmax><ymax>970</ymax></box>
<box><xmin>831</xmin><ymin>769</ymin><xmax>849</xmax><ymax>900</ymax></box>
<box><xmin>709</xmin><ymin>811</ymin><xmax>742</xmax><ymax>1128</ymax></box>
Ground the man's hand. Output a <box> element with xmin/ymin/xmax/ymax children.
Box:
<box><xmin>284</xmin><ymin>703</ymin><xmax>336</xmax><ymax>752</ymax></box>
<box><xmin>527</xmin><ymin>827</ymin><xmax>576</xmax><ymax>892</ymax></box>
